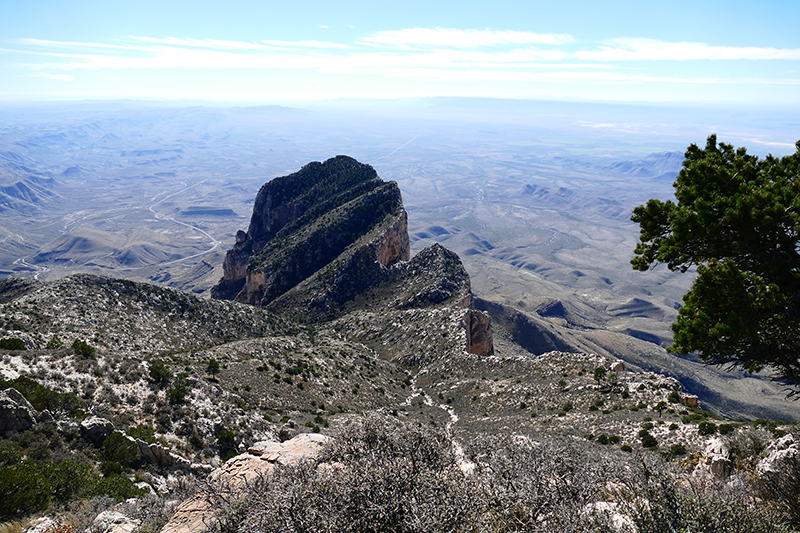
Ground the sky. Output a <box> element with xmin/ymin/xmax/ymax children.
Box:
<box><xmin>1</xmin><ymin>0</ymin><xmax>800</xmax><ymax>105</ymax></box>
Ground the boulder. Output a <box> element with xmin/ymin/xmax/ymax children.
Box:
<box><xmin>0</xmin><ymin>388</ymin><xmax>36</xmax><ymax>434</ymax></box>
<box><xmin>709</xmin><ymin>455</ymin><xmax>733</xmax><ymax>478</ymax></box>
<box><xmin>247</xmin><ymin>432</ymin><xmax>330</xmax><ymax>465</ymax></box>
<box><xmin>278</xmin><ymin>423</ymin><xmax>297</xmax><ymax>442</ymax></box>
<box><xmin>88</xmin><ymin>510</ymin><xmax>141</xmax><ymax>533</ymax></box>
<box><xmin>610</xmin><ymin>361</ymin><xmax>626</xmax><ymax>373</ymax></box>
<box><xmin>160</xmin><ymin>433</ymin><xmax>331</xmax><ymax>533</ymax></box>
<box><xmin>80</xmin><ymin>416</ymin><xmax>114</xmax><ymax>445</ymax></box>
<box><xmin>4</xmin><ymin>387</ymin><xmax>32</xmax><ymax>410</ymax></box>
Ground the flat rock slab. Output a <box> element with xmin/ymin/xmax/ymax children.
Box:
<box><xmin>248</xmin><ymin>432</ymin><xmax>330</xmax><ymax>465</ymax></box>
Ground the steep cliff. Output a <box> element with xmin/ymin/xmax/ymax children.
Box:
<box><xmin>211</xmin><ymin>156</ymin><xmax>410</xmax><ymax>307</ymax></box>
<box><xmin>211</xmin><ymin>156</ymin><xmax>493</xmax><ymax>357</ymax></box>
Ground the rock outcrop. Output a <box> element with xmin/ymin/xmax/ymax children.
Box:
<box><xmin>334</xmin><ymin>242</ymin><xmax>471</xmax><ymax>312</ymax></box>
<box><xmin>757</xmin><ymin>433</ymin><xmax>800</xmax><ymax>476</ymax></box>
<box><xmin>22</xmin><ymin>517</ymin><xmax>60</xmax><ymax>533</ymax></box>
<box><xmin>316</xmin><ymin>241</ymin><xmax>493</xmax><ymax>360</ymax></box>
<box><xmin>161</xmin><ymin>433</ymin><xmax>330</xmax><ymax>533</ymax></box>
<box><xmin>210</xmin><ymin>155</ymin><xmax>494</xmax><ymax>357</ymax></box>
<box><xmin>465</xmin><ymin>309</ymin><xmax>494</xmax><ymax>357</ymax></box>
<box><xmin>110</xmin><ymin>431</ymin><xmax>213</xmax><ymax>474</ymax></box>
<box><xmin>0</xmin><ymin>388</ymin><xmax>37</xmax><ymax>434</ymax></box>
<box><xmin>87</xmin><ymin>510</ymin><xmax>141</xmax><ymax>533</ymax></box>
<box><xmin>211</xmin><ymin>156</ymin><xmax>410</xmax><ymax>309</ymax></box>
<box><xmin>695</xmin><ymin>437</ymin><xmax>733</xmax><ymax>480</ymax></box>
<box><xmin>80</xmin><ymin>416</ymin><xmax>115</xmax><ymax>446</ymax></box>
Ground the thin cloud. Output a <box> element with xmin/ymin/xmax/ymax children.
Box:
<box><xmin>316</xmin><ymin>49</ymin><xmax>577</xmax><ymax>69</ymax></box>
<box><xmin>19</xmin><ymin>36</ymin><xmax>345</xmax><ymax>54</ymax></box>
<box><xmin>360</xmin><ymin>28</ymin><xmax>574</xmax><ymax>48</ymax></box>
<box><xmin>18</xmin><ymin>49</ymin><xmax>312</xmax><ymax>71</ymax></box>
<box><xmin>8</xmin><ymin>41</ymin><xmax>582</xmax><ymax>71</ymax></box>
<box><xmin>14</xmin><ymin>33</ymin><xmax>800</xmax><ymax>71</ymax></box>
<box><xmin>337</xmin><ymin>67</ymin><xmax>732</xmax><ymax>84</ymax></box>
<box><xmin>749</xmin><ymin>139</ymin><xmax>797</xmax><ymax>149</ymax></box>
<box><xmin>261</xmin><ymin>39</ymin><xmax>352</xmax><ymax>49</ymax></box>
<box><xmin>16</xmin><ymin>38</ymin><xmax>151</xmax><ymax>52</ymax></box>
<box><xmin>28</xmin><ymin>72</ymin><xmax>74</xmax><ymax>81</ymax></box>
<box><xmin>7</xmin><ymin>31</ymin><xmax>799</xmax><ymax>94</ymax></box>
<box><xmin>576</xmin><ymin>38</ymin><xmax>800</xmax><ymax>61</ymax></box>
<box><xmin>131</xmin><ymin>36</ymin><xmax>278</xmax><ymax>50</ymax></box>
<box><xmin>130</xmin><ymin>36</ymin><xmax>352</xmax><ymax>51</ymax></box>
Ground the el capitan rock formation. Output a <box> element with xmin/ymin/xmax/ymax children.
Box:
<box><xmin>211</xmin><ymin>155</ymin><xmax>493</xmax><ymax>356</ymax></box>
<box><xmin>211</xmin><ymin>156</ymin><xmax>410</xmax><ymax>309</ymax></box>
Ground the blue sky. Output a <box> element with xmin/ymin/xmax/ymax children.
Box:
<box><xmin>1</xmin><ymin>0</ymin><xmax>799</xmax><ymax>105</ymax></box>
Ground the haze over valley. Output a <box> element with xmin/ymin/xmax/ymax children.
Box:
<box><xmin>2</xmin><ymin>98</ymin><xmax>799</xmax><ymax>420</ymax></box>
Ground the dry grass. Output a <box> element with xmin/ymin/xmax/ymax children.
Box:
<box><xmin>0</xmin><ymin>519</ymin><xmax>27</xmax><ymax>533</ymax></box>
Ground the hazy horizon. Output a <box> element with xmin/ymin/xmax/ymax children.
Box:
<box><xmin>2</xmin><ymin>0</ymin><xmax>799</xmax><ymax>105</ymax></box>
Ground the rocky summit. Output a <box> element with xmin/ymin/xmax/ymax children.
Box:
<box><xmin>211</xmin><ymin>156</ymin><xmax>410</xmax><ymax>312</ymax></box>
<box><xmin>211</xmin><ymin>155</ymin><xmax>493</xmax><ymax>356</ymax></box>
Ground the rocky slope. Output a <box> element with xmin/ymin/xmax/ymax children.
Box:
<box><xmin>0</xmin><ymin>274</ymin><xmax>295</xmax><ymax>356</ymax></box>
<box><xmin>474</xmin><ymin>297</ymin><xmax>800</xmax><ymax>422</ymax></box>
<box><xmin>0</xmin><ymin>155</ymin><xmax>798</xmax><ymax>532</ymax></box>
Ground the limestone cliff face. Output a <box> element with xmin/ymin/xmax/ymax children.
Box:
<box><xmin>376</xmin><ymin>210</ymin><xmax>410</xmax><ymax>268</ymax></box>
<box><xmin>211</xmin><ymin>155</ymin><xmax>492</xmax><ymax>358</ymax></box>
<box><xmin>465</xmin><ymin>309</ymin><xmax>494</xmax><ymax>357</ymax></box>
<box><xmin>213</xmin><ymin>231</ymin><xmax>250</xmax><ymax>299</ymax></box>
<box><xmin>211</xmin><ymin>156</ymin><xmax>410</xmax><ymax>306</ymax></box>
